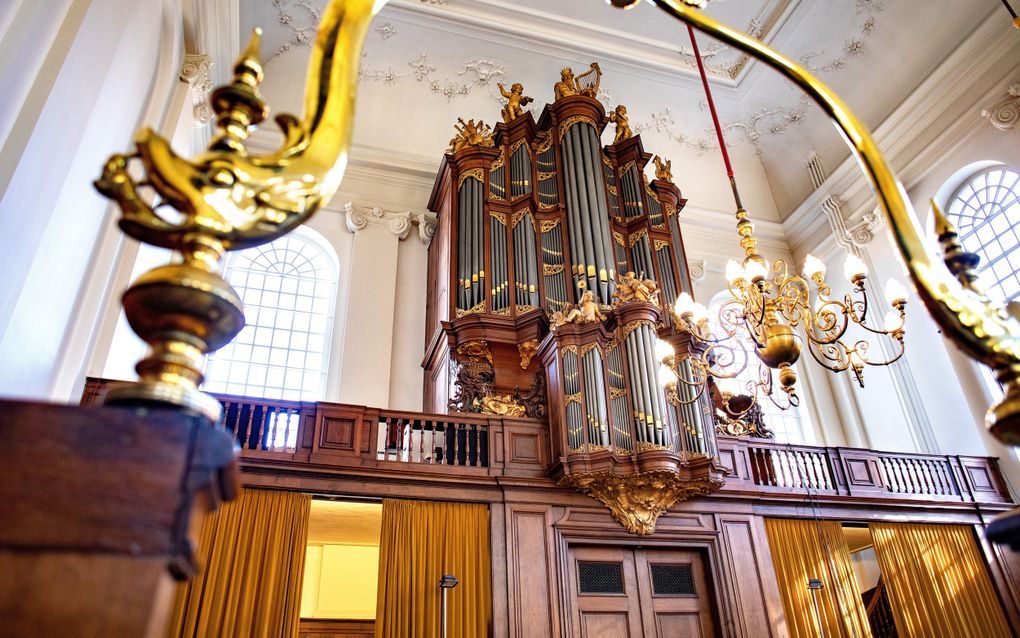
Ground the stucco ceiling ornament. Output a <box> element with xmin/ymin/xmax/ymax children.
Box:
<box><xmin>359</xmin><ymin>53</ymin><xmax>507</xmax><ymax>102</ymax></box>
<box><xmin>634</xmin><ymin>0</ymin><xmax>883</xmax><ymax>154</ymax></box>
<box><xmin>981</xmin><ymin>83</ymin><xmax>1020</xmax><ymax>132</ymax></box>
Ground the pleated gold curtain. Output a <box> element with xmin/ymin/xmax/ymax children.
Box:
<box><xmin>167</xmin><ymin>488</ymin><xmax>311</xmax><ymax>638</ymax></box>
<box><xmin>764</xmin><ymin>518</ymin><xmax>873</xmax><ymax>638</ymax></box>
<box><xmin>375</xmin><ymin>500</ymin><xmax>492</xmax><ymax>637</ymax></box>
<box><xmin>869</xmin><ymin>522</ymin><xmax>1010</xmax><ymax>638</ymax></box>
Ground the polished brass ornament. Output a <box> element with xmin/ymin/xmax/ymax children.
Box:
<box><xmin>94</xmin><ymin>0</ymin><xmax>381</xmax><ymax>419</ymax></box>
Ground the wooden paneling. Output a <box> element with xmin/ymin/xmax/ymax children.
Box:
<box><xmin>298</xmin><ymin>618</ymin><xmax>375</xmax><ymax>638</ymax></box>
<box><xmin>509</xmin><ymin>508</ymin><xmax>557</xmax><ymax>638</ymax></box>
<box><xmin>717</xmin><ymin>517</ymin><xmax>783</xmax><ymax>638</ymax></box>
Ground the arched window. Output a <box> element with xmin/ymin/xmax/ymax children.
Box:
<box><xmin>203</xmin><ymin>229</ymin><xmax>338</xmax><ymax>401</ymax></box>
<box><xmin>708</xmin><ymin>293</ymin><xmax>811</xmax><ymax>444</ymax></box>
<box><xmin>945</xmin><ymin>167</ymin><xmax>1020</xmax><ymax>302</ymax></box>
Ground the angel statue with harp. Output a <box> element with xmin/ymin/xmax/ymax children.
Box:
<box><xmin>554</xmin><ymin>62</ymin><xmax>602</xmax><ymax>101</ymax></box>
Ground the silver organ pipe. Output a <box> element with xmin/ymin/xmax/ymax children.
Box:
<box><xmin>456</xmin><ymin>176</ymin><xmax>485</xmax><ymax>314</ymax></box>
<box><xmin>620</xmin><ymin>163</ymin><xmax>644</xmax><ymax>218</ymax></box>
<box><xmin>510</xmin><ymin>141</ymin><xmax>533</xmax><ymax>199</ymax></box>
<box><xmin>563</xmin><ymin>346</ymin><xmax>583</xmax><ymax>450</ymax></box>
<box><xmin>560</xmin><ymin>122</ymin><xmax>616</xmax><ymax>305</ymax></box>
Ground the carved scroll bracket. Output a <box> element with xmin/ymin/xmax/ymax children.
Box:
<box><xmin>561</xmin><ymin>470</ymin><xmax>724</xmax><ymax>535</ymax></box>
<box><xmin>179</xmin><ymin>54</ymin><xmax>214</xmax><ymax>128</ymax></box>
<box><xmin>342</xmin><ymin>202</ymin><xmax>438</xmax><ymax>243</ymax></box>
<box><xmin>981</xmin><ymin>82</ymin><xmax>1020</xmax><ymax>132</ymax></box>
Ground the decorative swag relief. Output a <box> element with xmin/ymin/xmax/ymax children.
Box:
<box><xmin>343</xmin><ymin>202</ymin><xmax>438</xmax><ymax>243</ymax></box>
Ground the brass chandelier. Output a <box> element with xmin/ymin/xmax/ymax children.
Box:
<box><xmin>652</xmin><ymin>17</ymin><xmax>910</xmax><ymax>414</ymax></box>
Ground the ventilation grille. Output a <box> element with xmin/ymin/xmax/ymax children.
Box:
<box><xmin>577</xmin><ymin>561</ymin><xmax>624</xmax><ymax>594</ymax></box>
<box><xmin>650</xmin><ymin>563</ymin><xmax>695</xmax><ymax>596</ymax></box>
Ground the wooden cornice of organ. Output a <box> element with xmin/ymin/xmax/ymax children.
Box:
<box><xmin>424</xmin><ymin>86</ymin><xmax>722</xmax><ymax>533</ymax></box>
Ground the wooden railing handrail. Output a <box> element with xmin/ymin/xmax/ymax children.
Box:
<box><xmin>81</xmin><ymin>378</ymin><xmax>1014</xmax><ymax>506</ymax></box>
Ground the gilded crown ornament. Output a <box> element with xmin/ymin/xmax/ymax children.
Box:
<box><xmin>93</xmin><ymin>0</ymin><xmax>382</xmax><ymax>420</ymax></box>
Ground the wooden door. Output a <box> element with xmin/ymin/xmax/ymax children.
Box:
<box><xmin>568</xmin><ymin>546</ymin><xmax>644</xmax><ymax>638</ymax></box>
<box><xmin>567</xmin><ymin>546</ymin><xmax>717</xmax><ymax>638</ymax></box>
<box><xmin>634</xmin><ymin>549</ymin><xmax>716</xmax><ymax>638</ymax></box>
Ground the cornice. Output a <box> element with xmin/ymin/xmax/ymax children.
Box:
<box><xmin>384</xmin><ymin>0</ymin><xmax>742</xmax><ymax>91</ymax></box>
<box><xmin>782</xmin><ymin>12</ymin><xmax>1020</xmax><ymax>255</ymax></box>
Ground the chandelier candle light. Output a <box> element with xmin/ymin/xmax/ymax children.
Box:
<box><xmin>652</xmin><ymin>20</ymin><xmax>910</xmax><ymax>415</ymax></box>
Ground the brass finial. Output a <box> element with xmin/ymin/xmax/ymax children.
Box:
<box><xmin>93</xmin><ymin>0</ymin><xmax>382</xmax><ymax>420</ymax></box>
<box><xmin>931</xmin><ymin>199</ymin><xmax>982</xmax><ymax>291</ymax></box>
<box><xmin>208</xmin><ymin>28</ymin><xmax>268</xmax><ymax>155</ymax></box>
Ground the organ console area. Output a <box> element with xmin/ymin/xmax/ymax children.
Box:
<box><xmin>424</xmin><ymin>65</ymin><xmax>726</xmax><ymax>532</ymax></box>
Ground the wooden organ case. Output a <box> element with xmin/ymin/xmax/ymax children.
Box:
<box><xmin>424</xmin><ymin>75</ymin><xmax>727</xmax><ymax>533</ymax></box>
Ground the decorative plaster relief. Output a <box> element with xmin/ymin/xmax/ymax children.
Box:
<box><xmin>689</xmin><ymin>259</ymin><xmax>707</xmax><ymax>284</ymax></box>
<box><xmin>807</xmin><ymin>153</ymin><xmax>881</xmax><ymax>254</ymax></box>
<box><xmin>179</xmin><ymin>54</ymin><xmax>214</xmax><ymax>127</ymax></box>
<box><xmin>343</xmin><ymin>202</ymin><xmax>438</xmax><ymax>243</ymax></box>
<box><xmin>360</xmin><ymin>54</ymin><xmax>506</xmax><ymax>101</ymax></box>
<box><xmin>981</xmin><ymin>83</ymin><xmax>1020</xmax><ymax>132</ymax></box>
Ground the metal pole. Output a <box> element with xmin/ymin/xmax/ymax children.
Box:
<box><xmin>439</xmin><ymin>574</ymin><xmax>459</xmax><ymax>638</ymax></box>
<box><xmin>807</xmin><ymin>578</ymin><xmax>826</xmax><ymax>638</ymax></box>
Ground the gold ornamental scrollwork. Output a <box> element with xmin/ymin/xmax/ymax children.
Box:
<box><xmin>456</xmin><ymin>339</ymin><xmax>492</xmax><ymax>363</ymax></box>
<box><xmin>627</xmin><ymin>228</ymin><xmax>648</xmax><ymax>248</ymax></box>
<box><xmin>558</xmin><ymin>114</ymin><xmax>599</xmax><ymax>140</ymax></box>
<box><xmin>490</xmin><ymin>211</ymin><xmax>507</xmax><ymax>224</ymax></box>
<box><xmin>560</xmin><ymin>470</ymin><xmax>724</xmax><ymax>535</ymax></box>
<box><xmin>518</xmin><ymin>339</ymin><xmax>540</xmax><ymax>369</ymax></box>
<box><xmin>458</xmin><ymin>167</ymin><xmax>485</xmax><ymax>189</ymax></box>
<box><xmin>511</xmin><ymin>209</ymin><xmax>532</xmax><ymax>229</ymax></box>
<box><xmin>540</xmin><ymin>218</ymin><xmax>561</xmax><ymax>233</ymax></box>
<box><xmin>543</xmin><ymin>263</ymin><xmax>565</xmax><ymax>276</ymax></box>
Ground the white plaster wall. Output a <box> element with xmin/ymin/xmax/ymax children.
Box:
<box><xmin>0</xmin><ymin>0</ymin><xmax>183</xmax><ymax>402</ymax></box>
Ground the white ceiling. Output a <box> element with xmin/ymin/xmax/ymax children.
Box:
<box><xmin>242</xmin><ymin>0</ymin><xmax>996</xmax><ymax>220</ymax></box>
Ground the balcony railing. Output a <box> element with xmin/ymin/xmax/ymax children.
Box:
<box><xmin>82</xmin><ymin>378</ymin><xmax>1014</xmax><ymax>506</ymax></box>
<box><xmin>716</xmin><ymin>436</ymin><xmax>1013</xmax><ymax>505</ymax></box>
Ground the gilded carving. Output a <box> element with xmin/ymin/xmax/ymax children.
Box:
<box><xmin>653</xmin><ymin>155</ymin><xmax>673</xmax><ymax>182</ymax></box>
<box><xmin>560</xmin><ymin>470</ymin><xmax>724</xmax><ymax>535</ymax></box>
<box><xmin>550</xmin><ymin>290</ymin><xmax>607</xmax><ymax>329</ymax></box>
<box><xmin>518</xmin><ymin>339</ymin><xmax>540</xmax><ymax>369</ymax></box>
<box><xmin>553</xmin><ymin>63</ymin><xmax>601</xmax><ymax>102</ymax></box>
<box><xmin>456</xmin><ymin>340</ymin><xmax>492</xmax><ymax>363</ymax></box>
<box><xmin>613</xmin><ymin>271</ymin><xmax>660</xmax><ymax>306</ymax></box>
<box><xmin>512</xmin><ymin>373</ymin><xmax>547</xmax><ymax>419</ymax></box>
<box><xmin>458</xmin><ymin>167</ymin><xmax>484</xmax><ymax>188</ymax></box>
<box><xmin>448</xmin><ymin>117</ymin><xmax>495</xmax><ymax>153</ymax></box>
<box><xmin>540</xmin><ymin>218</ymin><xmax>560</xmax><ymax>233</ymax></box>
<box><xmin>478</xmin><ymin>394</ymin><xmax>527</xmax><ymax>417</ymax></box>
<box><xmin>627</xmin><ymin>228</ymin><xmax>648</xmax><ymax>248</ymax></box>
<box><xmin>609</xmin><ymin>105</ymin><xmax>633</xmax><ymax>144</ymax></box>
<box><xmin>497</xmin><ymin>82</ymin><xmax>534</xmax><ymax>123</ymax></box>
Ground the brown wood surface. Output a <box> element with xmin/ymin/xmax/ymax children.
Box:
<box><xmin>298</xmin><ymin>618</ymin><xmax>376</xmax><ymax>638</ymax></box>
<box><xmin>0</xmin><ymin>398</ymin><xmax>237</xmax><ymax>638</ymax></box>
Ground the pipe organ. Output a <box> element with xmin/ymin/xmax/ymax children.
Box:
<box><xmin>425</xmin><ymin>68</ymin><xmax>725</xmax><ymax>534</ymax></box>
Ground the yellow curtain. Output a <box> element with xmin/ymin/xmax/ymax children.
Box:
<box><xmin>764</xmin><ymin>518</ymin><xmax>873</xmax><ymax>638</ymax></box>
<box><xmin>375</xmin><ymin>500</ymin><xmax>491</xmax><ymax>637</ymax></box>
<box><xmin>167</xmin><ymin>488</ymin><xmax>311</xmax><ymax>638</ymax></box>
<box><xmin>869</xmin><ymin>522</ymin><xmax>1010</xmax><ymax>638</ymax></box>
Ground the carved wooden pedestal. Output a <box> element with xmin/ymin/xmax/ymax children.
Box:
<box><xmin>0</xmin><ymin>400</ymin><xmax>237</xmax><ymax>637</ymax></box>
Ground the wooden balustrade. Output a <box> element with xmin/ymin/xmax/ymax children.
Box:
<box><xmin>81</xmin><ymin>378</ymin><xmax>1014</xmax><ymax>506</ymax></box>
<box><xmin>717</xmin><ymin>436</ymin><xmax>1012</xmax><ymax>505</ymax></box>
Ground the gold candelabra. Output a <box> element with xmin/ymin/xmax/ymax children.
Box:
<box><xmin>94</xmin><ymin>0</ymin><xmax>381</xmax><ymax>420</ymax></box>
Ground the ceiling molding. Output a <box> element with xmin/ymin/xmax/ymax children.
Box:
<box><xmin>383</xmin><ymin>0</ymin><xmax>744</xmax><ymax>91</ymax></box>
<box><xmin>782</xmin><ymin>11</ymin><xmax>1020</xmax><ymax>255</ymax></box>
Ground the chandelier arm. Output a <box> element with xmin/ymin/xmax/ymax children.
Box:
<box><xmin>804</xmin><ymin>338</ymin><xmax>853</xmax><ymax>373</ymax></box>
<box><xmin>644</xmin><ymin>0</ymin><xmax>1020</xmax><ymax>442</ymax></box>
<box><xmin>649</xmin><ymin>0</ymin><xmax>1020</xmax><ymax>365</ymax></box>
<box><xmin>804</xmin><ymin>307</ymin><xmax>851</xmax><ymax>346</ymax></box>
<box><xmin>702</xmin><ymin>342</ymin><xmax>751</xmax><ymax>379</ymax></box>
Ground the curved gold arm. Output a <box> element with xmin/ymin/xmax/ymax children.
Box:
<box><xmin>94</xmin><ymin>0</ymin><xmax>384</xmax><ymax>419</ymax></box>
<box><xmin>648</xmin><ymin>0</ymin><xmax>1020</xmax><ymax>443</ymax></box>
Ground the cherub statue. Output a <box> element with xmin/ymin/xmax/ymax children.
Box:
<box><xmin>550</xmin><ymin>290</ymin><xmax>607</xmax><ymax>328</ymax></box>
<box><xmin>613</xmin><ymin>271</ymin><xmax>660</xmax><ymax>305</ymax></box>
<box><xmin>447</xmin><ymin>117</ymin><xmax>495</xmax><ymax>154</ymax></box>
<box><xmin>653</xmin><ymin>156</ymin><xmax>673</xmax><ymax>182</ymax></box>
<box><xmin>609</xmin><ymin>105</ymin><xmax>632</xmax><ymax>144</ymax></box>
<box><xmin>554</xmin><ymin>67</ymin><xmax>579</xmax><ymax>101</ymax></box>
<box><xmin>498</xmin><ymin>82</ymin><xmax>534</xmax><ymax>123</ymax></box>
